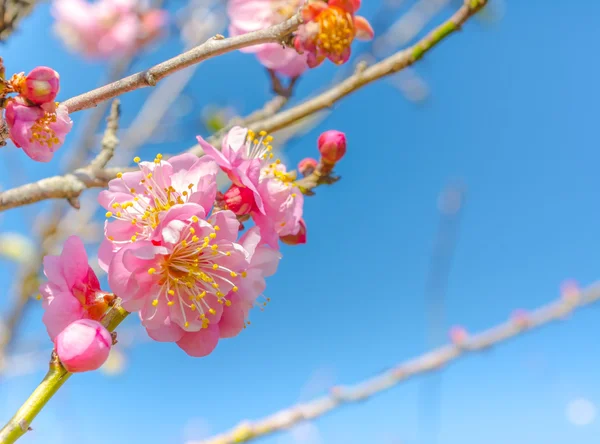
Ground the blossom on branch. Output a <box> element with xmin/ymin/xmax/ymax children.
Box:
<box><xmin>198</xmin><ymin>127</ymin><xmax>304</xmax><ymax>249</ymax></box>
<box><xmin>10</xmin><ymin>66</ymin><xmax>60</xmax><ymax>105</ymax></box>
<box><xmin>55</xmin><ymin>319</ymin><xmax>112</xmax><ymax>372</ymax></box>
<box><xmin>97</xmin><ymin>153</ymin><xmax>219</xmax><ymax>270</ymax></box>
<box><xmin>52</xmin><ymin>0</ymin><xmax>167</xmax><ymax>58</ymax></box>
<box><xmin>227</xmin><ymin>0</ymin><xmax>308</xmax><ymax>77</ymax></box>
<box><xmin>39</xmin><ymin>236</ymin><xmax>114</xmax><ymax>341</ymax></box>
<box><xmin>4</xmin><ymin>98</ymin><xmax>72</xmax><ymax>162</ymax></box>
<box><xmin>294</xmin><ymin>0</ymin><xmax>374</xmax><ymax>68</ymax></box>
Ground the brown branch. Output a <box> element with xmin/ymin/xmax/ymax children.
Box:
<box><xmin>190</xmin><ymin>282</ymin><xmax>600</xmax><ymax>444</ymax></box>
<box><xmin>0</xmin><ymin>0</ymin><xmax>486</xmax><ymax>212</ymax></box>
<box><xmin>61</xmin><ymin>14</ymin><xmax>302</xmax><ymax>113</ymax></box>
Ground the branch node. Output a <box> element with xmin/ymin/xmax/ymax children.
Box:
<box><xmin>66</xmin><ymin>196</ymin><xmax>81</xmax><ymax>209</ymax></box>
<box><xmin>144</xmin><ymin>71</ymin><xmax>157</xmax><ymax>86</ymax></box>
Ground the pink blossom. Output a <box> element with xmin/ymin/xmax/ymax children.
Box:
<box><xmin>298</xmin><ymin>158</ymin><xmax>318</xmax><ymax>176</ymax></box>
<box><xmin>12</xmin><ymin>66</ymin><xmax>60</xmax><ymax>105</ymax></box>
<box><xmin>252</xmin><ymin>162</ymin><xmax>304</xmax><ymax>248</ymax></box>
<box><xmin>294</xmin><ymin>0</ymin><xmax>374</xmax><ymax>68</ymax></box>
<box><xmin>280</xmin><ymin>218</ymin><xmax>307</xmax><ymax>245</ymax></box>
<box><xmin>318</xmin><ymin>130</ymin><xmax>347</xmax><ymax>164</ymax></box>
<box><xmin>97</xmin><ymin>153</ymin><xmax>218</xmax><ymax>271</ymax></box>
<box><xmin>197</xmin><ymin>127</ymin><xmax>270</xmax><ymax>213</ymax></box>
<box><xmin>199</xmin><ymin>127</ymin><xmax>305</xmax><ymax>248</ymax></box>
<box><xmin>52</xmin><ymin>0</ymin><xmax>167</xmax><ymax>58</ymax></box>
<box><xmin>107</xmin><ymin>205</ymin><xmax>245</xmax><ymax>342</ymax></box>
<box><xmin>55</xmin><ymin>319</ymin><xmax>112</xmax><ymax>372</ymax></box>
<box><xmin>227</xmin><ymin>0</ymin><xmax>307</xmax><ymax>77</ymax></box>
<box><xmin>449</xmin><ymin>325</ymin><xmax>468</xmax><ymax>346</ymax></box>
<box><xmin>39</xmin><ymin>236</ymin><xmax>113</xmax><ymax>340</ymax></box>
<box><xmin>5</xmin><ymin>98</ymin><xmax>73</xmax><ymax>162</ymax></box>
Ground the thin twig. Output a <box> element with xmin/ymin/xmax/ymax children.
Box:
<box><xmin>61</xmin><ymin>14</ymin><xmax>302</xmax><ymax>113</ymax></box>
<box><xmin>190</xmin><ymin>282</ymin><xmax>600</xmax><ymax>444</ymax></box>
<box><xmin>88</xmin><ymin>100</ymin><xmax>121</xmax><ymax>170</ymax></box>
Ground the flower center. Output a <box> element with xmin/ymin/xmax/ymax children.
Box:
<box><xmin>106</xmin><ymin>154</ymin><xmax>197</xmax><ymax>244</ymax></box>
<box><xmin>147</xmin><ymin>217</ymin><xmax>246</xmax><ymax>329</ymax></box>
<box><xmin>245</xmin><ymin>129</ymin><xmax>275</xmax><ymax>162</ymax></box>
<box><xmin>315</xmin><ymin>6</ymin><xmax>355</xmax><ymax>57</ymax></box>
<box><xmin>30</xmin><ymin>110</ymin><xmax>60</xmax><ymax>147</ymax></box>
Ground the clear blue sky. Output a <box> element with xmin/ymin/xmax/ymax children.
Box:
<box><xmin>1</xmin><ymin>1</ymin><xmax>600</xmax><ymax>443</ymax></box>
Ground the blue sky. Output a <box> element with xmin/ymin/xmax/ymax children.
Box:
<box><xmin>2</xmin><ymin>0</ymin><xmax>600</xmax><ymax>443</ymax></box>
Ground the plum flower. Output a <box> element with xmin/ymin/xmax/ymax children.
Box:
<box><xmin>97</xmin><ymin>153</ymin><xmax>218</xmax><ymax>270</ymax></box>
<box><xmin>252</xmin><ymin>162</ymin><xmax>304</xmax><ymax>248</ymax></box>
<box><xmin>5</xmin><ymin>97</ymin><xmax>73</xmax><ymax>162</ymax></box>
<box><xmin>198</xmin><ymin>127</ymin><xmax>304</xmax><ymax>248</ymax></box>
<box><xmin>227</xmin><ymin>0</ymin><xmax>308</xmax><ymax>77</ymax></box>
<box><xmin>108</xmin><ymin>204</ymin><xmax>251</xmax><ymax>356</ymax></box>
<box><xmin>134</xmin><ymin>226</ymin><xmax>281</xmax><ymax>356</ymax></box>
<box><xmin>52</xmin><ymin>0</ymin><xmax>167</xmax><ymax>58</ymax></box>
<box><xmin>39</xmin><ymin>236</ymin><xmax>114</xmax><ymax>340</ymax></box>
<box><xmin>294</xmin><ymin>0</ymin><xmax>374</xmax><ymax>68</ymax></box>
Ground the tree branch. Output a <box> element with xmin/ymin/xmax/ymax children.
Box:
<box><xmin>190</xmin><ymin>282</ymin><xmax>600</xmax><ymax>444</ymax></box>
<box><xmin>0</xmin><ymin>0</ymin><xmax>486</xmax><ymax>212</ymax></box>
<box><xmin>61</xmin><ymin>14</ymin><xmax>302</xmax><ymax>113</ymax></box>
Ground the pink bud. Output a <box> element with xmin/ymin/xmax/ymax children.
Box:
<box><xmin>298</xmin><ymin>158</ymin><xmax>318</xmax><ymax>176</ymax></box>
<box><xmin>223</xmin><ymin>185</ymin><xmax>256</xmax><ymax>216</ymax></box>
<box><xmin>55</xmin><ymin>319</ymin><xmax>112</xmax><ymax>373</ymax></box>
<box><xmin>318</xmin><ymin>130</ymin><xmax>347</xmax><ymax>164</ymax></box>
<box><xmin>280</xmin><ymin>219</ymin><xmax>307</xmax><ymax>245</ymax></box>
<box><xmin>21</xmin><ymin>67</ymin><xmax>60</xmax><ymax>105</ymax></box>
<box><xmin>449</xmin><ymin>325</ymin><xmax>468</xmax><ymax>345</ymax></box>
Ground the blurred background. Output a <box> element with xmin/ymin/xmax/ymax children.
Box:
<box><xmin>2</xmin><ymin>0</ymin><xmax>600</xmax><ymax>443</ymax></box>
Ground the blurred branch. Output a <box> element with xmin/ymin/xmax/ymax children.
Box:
<box><xmin>61</xmin><ymin>13</ymin><xmax>302</xmax><ymax>113</ymax></box>
<box><xmin>0</xmin><ymin>0</ymin><xmax>37</xmax><ymax>42</ymax></box>
<box><xmin>191</xmin><ymin>282</ymin><xmax>600</xmax><ymax>444</ymax></box>
<box><xmin>0</xmin><ymin>299</ymin><xmax>129</xmax><ymax>444</ymax></box>
<box><xmin>0</xmin><ymin>0</ymin><xmax>487</xmax><ymax>211</ymax></box>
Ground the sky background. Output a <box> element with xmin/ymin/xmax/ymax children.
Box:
<box><xmin>1</xmin><ymin>0</ymin><xmax>600</xmax><ymax>443</ymax></box>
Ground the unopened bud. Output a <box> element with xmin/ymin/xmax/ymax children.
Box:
<box><xmin>19</xmin><ymin>66</ymin><xmax>60</xmax><ymax>105</ymax></box>
<box><xmin>318</xmin><ymin>130</ymin><xmax>347</xmax><ymax>164</ymax></box>
<box><xmin>449</xmin><ymin>325</ymin><xmax>468</xmax><ymax>346</ymax></box>
<box><xmin>55</xmin><ymin>319</ymin><xmax>112</xmax><ymax>373</ymax></box>
<box><xmin>298</xmin><ymin>158</ymin><xmax>318</xmax><ymax>176</ymax></box>
<box><xmin>223</xmin><ymin>185</ymin><xmax>256</xmax><ymax>216</ymax></box>
<box><xmin>280</xmin><ymin>219</ymin><xmax>307</xmax><ymax>245</ymax></box>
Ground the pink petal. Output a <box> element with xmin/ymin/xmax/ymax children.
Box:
<box><xmin>176</xmin><ymin>324</ymin><xmax>220</xmax><ymax>357</ymax></box>
<box><xmin>354</xmin><ymin>16</ymin><xmax>374</xmax><ymax>41</ymax></box>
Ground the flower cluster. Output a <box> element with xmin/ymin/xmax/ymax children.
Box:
<box><xmin>39</xmin><ymin>129</ymin><xmax>346</xmax><ymax>368</ymax></box>
<box><xmin>96</xmin><ymin>151</ymin><xmax>282</xmax><ymax>357</ymax></box>
<box><xmin>52</xmin><ymin>0</ymin><xmax>167</xmax><ymax>58</ymax></box>
<box><xmin>4</xmin><ymin>66</ymin><xmax>73</xmax><ymax>162</ymax></box>
<box><xmin>227</xmin><ymin>0</ymin><xmax>373</xmax><ymax>75</ymax></box>
<box><xmin>199</xmin><ymin>127</ymin><xmax>305</xmax><ymax>248</ymax></box>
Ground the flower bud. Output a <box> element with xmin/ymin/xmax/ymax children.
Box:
<box><xmin>449</xmin><ymin>325</ymin><xmax>468</xmax><ymax>346</ymax></box>
<box><xmin>318</xmin><ymin>130</ymin><xmax>347</xmax><ymax>164</ymax></box>
<box><xmin>55</xmin><ymin>319</ymin><xmax>112</xmax><ymax>373</ymax></box>
<box><xmin>280</xmin><ymin>219</ymin><xmax>307</xmax><ymax>245</ymax></box>
<box><xmin>223</xmin><ymin>185</ymin><xmax>256</xmax><ymax>216</ymax></box>
<box><xmin>298</xmin><ymin>158</ymin><xmax>318</xmax><ymax>176</ymax></box>
<box><xmin>20</xmin><ymin>67</ymin><xmax>60</xmax><ymax>105</ymax></box>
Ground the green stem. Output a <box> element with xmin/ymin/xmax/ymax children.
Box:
<box><xmin>0</xmin><ymin>301</ymin><xmax>129</xmax><ymax>444</ymax></box>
